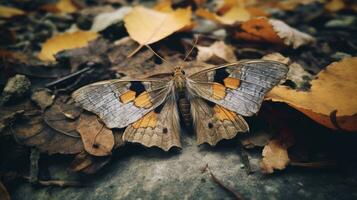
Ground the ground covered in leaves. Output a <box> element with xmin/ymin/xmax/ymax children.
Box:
<box><xmin>0</xmin><ymin>0</ymin><xmax>357</xmax><ymax>199</ymax></box>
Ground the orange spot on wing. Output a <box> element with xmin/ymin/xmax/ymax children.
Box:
<box><xmin>223</xmin><ymin>77</ymin><xmax>240</xmax><ymax>89</ymax></box>
<box><xmin>212</xmin><ymin>83</ymin><xmax>226</xmax><ymax>100</ymax></box>
<box><xmin>213</xmin><ymin>105</ymin><xmax>237</xmax><ymax>121</ymax></box>
<box><xmin>134</xmin><ymin>91</ymin><xmax>152</xmax><ymax>108</ymax></box>
<box><xmin>120</xmin><ymin>90</ymin><xmax>136</xmax><ymax>103</ymax></box>
<box><xmin>132</xmin><ymin>111</ymin><xmax>157</xmax><ymax>129</ymax></box>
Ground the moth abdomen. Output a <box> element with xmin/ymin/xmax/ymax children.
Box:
<box><xmin>178</xmin><ymin>96</ymin><xmax>192</xmax><ymax>127</ymax></box>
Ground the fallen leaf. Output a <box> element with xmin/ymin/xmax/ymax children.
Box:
<box><xmin>38</xmin><ymin>31</ymin><xmax>98</xmax><ymax>61</ymax></box>
<box><xmin>196</xmin><ymin>41</ymin><xmax>237</xmax><ymax>63</ymax></box>
<box><xmin>69</xmin><ymin>151</ymin><xmax>111</xmax><ymax>174</ymax></box>
<box><xmin>154</xmin><ymin>0</ymin><xmax>174</xmax><ymax>12</ymax></box>
<box><xmin>56</xmin><ymin>0</ymin><xmax>78</xmax><ymax>13</ymax></box>
<box><xmin>124</xmin><ymin>6</ymin><xmax>192</xmax><ymax>45</ymax></box>
<box><xmin>276</xmin><ymin>0</ymin><xmax>321</xmax><ymax>11</ymax></box>
<box><xmin>196</xmin><ymin>6</ymin><xmax>250</xmax><ymax>25</ymax></box>
<box><xmin>0</xmin><ymin>182</ymin><xmax>10</xmax><ymax>200</ymax></box>
<box><xmin>234</xmin><ymin>18</ymin><xmax>315</xmax><ymax>49</ymax></box>
<box><xmin>91</xmin><ymin>7</ymin><xmax>132</xmax><ymax>32</ymax></box>
<box><xmin>31</xmin><ymin>88</ymin><xmax>54</xmax><ymax>110</ymax></box>
<box><xmin>0</xmin><ymin>5</ymin><xmax>25</xmax><ymax>18</ymax></box>
<box><xmin>270</xmin><ymin>19</ymin><xmax>315</xmax><ymax>49</ymax></box>
<box><xmin>325</xmin><ymin>0</ymin><xmax>346</xmax><ymax>12</ymax></box>
<box><xmin>260</xmin><ymin>139</ymin><xmax>290</xmax><ymax>174</ymax></box>
<box><xmin>12</xmin><ymin>111</ymin><xmax>83</xmax><ymax>155</ymax></box>
<box><xmin>267</xmin><ymin>57</ymin><xmax>357</xmax><ymax>131</ymax></box>
<box><xmin>77</xmin><ymin>113</ymin><xmax>114</xmax><ymax>156</ymax></box>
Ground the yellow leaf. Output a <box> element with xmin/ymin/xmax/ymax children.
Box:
<box><xmin>38</xmin><ymin>31</ymin><xmax>98</xmax><ymax>61</ymax></box>
<box><xmin>124</xmin><ymin>6</ymin><xmax>192</xmax><ymax>45</ymax></box>
<box><xmin>196</xmin><ymin>5</ymin><xmax>250</xmax><ymax>25</ymax></box>
<box><xmin>0</xmin><ymin>5</ymin><xmax>25</xmax><ymax>18</ymax></box>
<box><xmin>260</xmin><ymin>139</ymin><xmax>290</xmax><ymax>174</ymax></box>
<box><xmin>154</xmin><ymin>0</ymin><xmax>173</xmax><ymax>12</ymax></box>
<box><xmin>267</xmin><ymin>57</ymin><xmax>357</xmax><ymax>132</ymax></box>
<box><xmin>325</xmin><ymin>0</ymin><xmax>346</xmax><ymax>12</ymax></box>
<box><xmin>56</xmin><ymin>0</ymin><xmax>78</xmax><ymax>13</ymax></box>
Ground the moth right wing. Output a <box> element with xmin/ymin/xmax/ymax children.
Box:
<box><xmin>190</xmin><ymin>97</ymin><xmax>249</xmax><ymax>146</ymax></box>
<box><xmin>123</xmin><ymin>94</ymin><xmax>181</xmax><ymax>151</ymax></box>
<box><xmin>72</xmin><ymin>79</ymin><xmax>172</xmax><ymax>129</ymax></box>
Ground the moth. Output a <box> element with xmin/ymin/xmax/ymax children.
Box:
<box><xmin>72</xmin><ymin>60</ymin><xmax>288</xmax><ymax>151</ymax></box>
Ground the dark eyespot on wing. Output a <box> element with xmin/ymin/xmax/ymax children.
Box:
<box><xmin>129</xmin><ymin>81</ymin><xmax>146</xmax><ymax>97</ymax></box>
<box><xmin>213</xmin><ymin>68</ymin><xmax>230</xmax><ymax>84</ymax></box>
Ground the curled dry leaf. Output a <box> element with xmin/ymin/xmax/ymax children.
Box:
<box><xmin>267</xmin><ymin>57</ymin><xmax>357</xmax><ymax>131</ymax></box>
<box><xmin>124</xmin><ymin>6</ymin><xmax>192</xmax><ymax>45</ymax></box>
<box><xmin>77</xmin><ymin>113</ymin><xmax>114</xmax><ymax>156</ymax></box>
<box><xmin>196</xmin><ymin>41</ymin><xmax>237</xmax><ymax>63</ymax></box>
<box><xmin>38</xmin><ymin>31</ymin><xmax>98</xmax><ymax>61</ymax></box>
<box><xmin>260</xmin><ymin>139</ymin><xmax>290</xmax><ymax>174</ymax></box>
<box><xmin>0</xmin><ymin>5</ymin><xmax>25</xmax><ymax>18</ymax></box>
<box><xmin>31</xmin><ymin>88</ymin><xmax>54</xmax><ymax>110</ymax></box>
<box><xmin>234</xmin><ymin>18</ymin><xmax>315</xmax><ymax>49</ymax></box>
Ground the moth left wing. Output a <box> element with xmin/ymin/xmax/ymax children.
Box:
<box><xmin>187</xmin><ymin>60</ymin><xmax>288</xmax><ymax>116</ymax></box>
<box><xmin>190</xmin><ymin>97</ymin><xmax>248</xmax><ymax>146</ymax></box>
<box><xmin>72</xmin><ymin>79</ymin><xmax>172</xmax><ymax>129</ymax></box>
<box><xmin>123</xmin><ymin>94</ymin><xmax>181</xmax><ymax>151</ymax></box>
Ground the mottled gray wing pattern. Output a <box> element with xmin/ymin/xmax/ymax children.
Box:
<box><xmin>187</xmin><ymin>60</ymin><xmax>288</xmax><ymax>116</ymax></box>
<box><xmin>123</xmin><ymin>94</ymin><xmax>181</xmax><ymax>151</ymax></box>
<box><xmin>190</xmin><ymin>97</ymin><xmax>249</xmax><ymax>146</ymax></box>
<box><xmin>72</xmin><ymin>79</ymin><xmax>172</xmax><ymax>129</ymax></box>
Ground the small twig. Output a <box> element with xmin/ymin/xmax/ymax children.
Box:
<box><xmin>207</xmin><ymin>167</ymin><xmax>244</xmax><ymax>200</ymax></box>
<box><xmin>22</xmin><ymin>176</ymin><xmax>83</xmax><ymax>187</ymax></box>
<box><xmin>29</xmin><ymin>148</ymin><xmax>40</xmax><ymax>184</ymax></box>
<box><xmin>45</xmin><ymin>67</ymin><xmax>92</xmax><ymax>88</ymax></box>
<box><xmin>290</xmin><ymin>161</ymin><xmax>338</xmax><ymax>169</ymax></box>
<box><xmin>237</xmin><ymin>141</ymin><xmax>252</xmax><ymax>175</ymax></box>
<box><xmin>202</xmin><ymin>164</ymin><xmax>244</xmax><ymax>200</ymax></box>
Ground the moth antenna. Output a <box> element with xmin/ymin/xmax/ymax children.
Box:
<box><xmin>145</xmin><ymin>44</ymin><xmax>169</xmax><ymax>63</ymax></box>
<box><xmin>183</xmin><ymin>35</ymin><xmax>199</xmax><ymax>62</ymax></box>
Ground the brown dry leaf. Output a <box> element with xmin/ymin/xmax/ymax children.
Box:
<box><xmin>77</xmin><ymin>113</ymin><xmax>114</xmax><ymax>156</ymax></box>
<box><xmin>196</xmin><ymin>41</ymin><xmax>237</xmax><ymax>63</ymax></box>
<box><xmin>0</xmin><ymin>182</ymin><xmax>10</xmax><ymax>200</ymax></box>
<box><xmin>325</xmin><ymin>0</ymin><xmax>346</xmax><ymax>12</ymax></box>
<box><xmin>124</xmin><ymin>6</ymin><xmax>192</xmax><ymax>45</ymax></box>
<box><xmin>38</xmin><ymin>31</ymin><xmax>98</xmax><ymax>61</ymax></box>
<box><xmin>0</xmin><ymin>5</ymin><xmax>25</xmax><ymax>18</ymax></box>
<box><xmin>260</xmin><ymin>139</ymin><xmax>290</xmax><ymax>174</ymax></box>
<box><xmin>267</xmin><ymin>57</ymin><xmax>357</xmax><ymax>132</ymax></box>
<box><xmin>234</xmin><ymin>17</ymin><xmax>314</xmax><ymax>49</ymax></box>
<box><xmin>276</xmin><ymin>0</ymin><xmax>322</xmax><ymax>11</ymax></box>
<box><xmin>154</xmin><ymin>0</ymin><xmax>174</xmax><ymax>12</ymax></box>
<box><xmin>69</xmin><ymin>151</ymin><xmax>111</xmax><ymax>174</ymax></box>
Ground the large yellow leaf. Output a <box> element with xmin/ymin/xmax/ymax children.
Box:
<box><xmin>0</xmin><ymin>5</ymin><xmax>25</xmax><ymax>18</ymax></box>
<box><xmin>196</xmin><ymin>6</ymin><xmax>250</xmax><ymax>25</ymax></box>
<box><xmin>38</xmin><ymin>31</ymin><xmax>98</xmax><ymax>61</ymax></box>
<box><xmin>267</xmin><ymin>57</ymin><xmax>357</xmax><ymax>132</ymax></box>
<box><xmin>124</xmin><ymin>6</ymin><xmax>192</xmax><ymax>45</ymax></box>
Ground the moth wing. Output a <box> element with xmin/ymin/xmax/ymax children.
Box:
<box><xmin>123</xmin><ymin>94</ymin><xmax>181</xmax><ymax>151</ymax></box>
<box><xmin>187</xmin><ymin>60</ymin><xmax>288</xmax><ymax>116</ymax></box>
<box><xmin>190</xmin><ymin>97</ymin><xmax>248</xmax><ymax>146</ymax></box>
<box><xmin>72</xmin><ymin>79</ymin><xmax>172</xmax><ymax>129</ymax></box>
